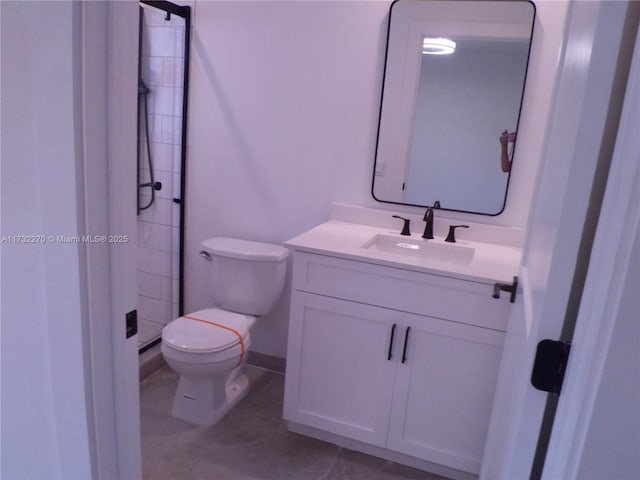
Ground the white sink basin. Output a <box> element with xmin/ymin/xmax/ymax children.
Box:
<box><xmin>361</xmin><ymin>234</ymin><xmax>475</xmax><ymax>266</ymax></box>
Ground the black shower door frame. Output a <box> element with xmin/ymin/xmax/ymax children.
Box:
<box><xmin>139</xmin><ymin>0</ymin><xmax>190</xmax><ymax>350</ymax></box>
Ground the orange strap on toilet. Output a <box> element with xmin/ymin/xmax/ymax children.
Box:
<box><xmin>183</xmin><ymin>315</ymin><xmax>246</xmax><ymax>367</ymax></box>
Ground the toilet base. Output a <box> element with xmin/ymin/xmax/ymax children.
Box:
<box><xmin>171</xmin><ymin>370</ymin><xmax>250</xmax><ymax>426</ymax></box>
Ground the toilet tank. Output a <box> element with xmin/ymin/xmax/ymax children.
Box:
<box><xmin>201</xmin><ymin>237</ymin><xmax>289</xmax><ymax>316</ymax></box>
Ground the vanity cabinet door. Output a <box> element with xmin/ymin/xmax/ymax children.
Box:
<box><xmin>387</xmin><ymin>314</ymin><xmax>504</xmax><ymax>474</ymax></box>
<box><xmin>283</xmin><ymin>291</ymin><xmax>398</xmax><ymax>447</ymax></box>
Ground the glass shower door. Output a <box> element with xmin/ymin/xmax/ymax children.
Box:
<box><xmin>137</xmin><ymin>1</ymin><xmax>190</xmax><ymax>352</ymax></box>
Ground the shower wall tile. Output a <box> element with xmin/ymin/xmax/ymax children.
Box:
<box><xmin>139</xmin><ymin>272</ymin><xmax>178</xmax><ymax>304</ymax></box>
<box><xmin>148</xmin><ymin>114</ymin><xmax>163</xmax><ymax>144</ymax></box>
<box><xmin>171</xmin><ymin>172</ymin><xmax>181</xmax><ymax>199</ymax></box>
<box><xmin>138</xmin><ymin>295</ymin><xmax>178</xmax><ymax>326</ymax></box>
<box><xmin>142</xmin><ymin>56</ymin><xmax>163</xmax><ymax>87</ymax></box>
<box><xmin>147</xmin><ymin>143</ymin><xmax>182</xmax><ymax>174</ymax></box>
<box><xmin>146</xmin><ymin>57</ymin><xmax>174</xmax><ymax>88</ymax></box>
<box><xmin>173</xmin><ymin>277</ymin><xmax>180</xmax><ymax>299</ymax></box>
<box><xmin>138</xmin><ymin>319</ymin><xmax>164</xmax><ymax>346</ymax></box>
<box><xmin>149</xmin><ymin>142</ymin><xmax>174</xmax><ymax>172</ymax></box>
<box><xmin>149</xmin><ymin>115</ymin><xmax>171</xmax><ymax>143</ymax></box>
<box><xmin>161</xmin><ymin>115</ymin><xmax>176</xmax><ymax>144</ymax></box>
<box><xmin>148</xmin><ymin>86</ymin><xmax>176</xmax><ymax>116</ymax></box>
<box><xmin>163</xmin><ymin>57</ymin><xmax>184</xmax><ymax>87</ymax></box>
<box><xmin>142</xmin><ymin>5</ymin><xmax>165</xmax><ymax>27</ymax></box>
<box><xmin>148</xmin><ymin>114</ymin><xmax>182</xmax><ymax>146</ymax></box>
<box><xmin>144</xmin><ymin>27</ymin><xmax>178</xmax><ymax>57</ymax></box>
<box><xmin>172</xmin><ymin>116</ymin><xmax>183</xmax><ymax>145</ymax></box>
<box><xmin>174</xmin><ymin>144</ymin><xmax>184</xmax><ymax>171</ymax></box>
<box><xmin>138</xmin><ymin>271</ymin><xmax>165</xmax><ymax>299</ymax></box>
<box><xmin>138</xmin><ymin>195</ymin><xmax>179</xmax><ymax>227</ymax></box>
<box><xmin>138</xmin><ymin>246</ymin><xmax>179</xmax><ymax>280</ymax></box>
<box><xmin>137</xmin><ymin>247</ymin><xmax>168</xmax><ymax>277</ymax></box>
<box><xmin>139</xmin><ymin>168</ymin><xmax>176</xmax><ymax>200</ymax></box>
<box><xmin>172</xmin><ymin>253</ymin><xmax>179</xmax><ymax>281</ymax></box>
<box><xmin>137</xmin><ymin>220</ymin><xmax>178</xmax><ymax>253</ymax></box>
<box><xmin>173</xmin><ymin>88</ymin><xmax>184</xmax><ymax>114</ymax></box>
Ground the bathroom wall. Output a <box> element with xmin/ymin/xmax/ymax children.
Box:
<box><xmin>185</xmin><ymin>0</ymin><xmax>569</xmax><ymax>358</ymax></box>
<box><xmin>137</xmin><ymin>4</ymin><xmax>186</xmax><ymax>348</ymax></box>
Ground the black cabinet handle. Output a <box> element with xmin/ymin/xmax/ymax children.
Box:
<box><xmin>401</xmin><ymin>326</ymin><xmax>411</xmax><ymax>364</ymax></box>
<box><xmin>387</xmin><ymin>324</ymin><xmax>397</xmax><ymax>361</ymax></box>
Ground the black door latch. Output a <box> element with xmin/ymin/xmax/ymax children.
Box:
<box><xmin>126</xmin><ymin>310</ymin><xmax>138</xmax><ymax>339</ymax></box>
<box><xmin>493</xmin><ymin>276</ymin><xmax>518</xmax><ymax>303</ymax></box>
<box><xmin>531</xmin><ymin>339</ymin><xmax>571</xmax><ymax>395</ymax></box>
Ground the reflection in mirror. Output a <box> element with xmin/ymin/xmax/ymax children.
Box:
<box><xmin>372</xmin><ymin>0</ymin><xmax>535</xmax><ymax>215</ymax></box>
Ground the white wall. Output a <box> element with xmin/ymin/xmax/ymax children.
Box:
<box><xmin>0</xmin><ymin>1</ymin><xmax>92</xmax><ymax>477</ymax></box>
<box><xmin>185</xmin><ymin>0</ymin><xmax>389</xmax><ymax>356</ymax></box>
<box><xmin>185</xmin><ymin>0</ymin><xmax>569</xmax><ymax>358</ymax></box>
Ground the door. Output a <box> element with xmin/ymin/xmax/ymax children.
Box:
<box><xmin>388</xmin><ymin>313</ymin><xmax>504</xmax><ymax>474</ymax></box>
<box><xmin>106</xmin><ymin>2</ymin><xmax>142</xmax><ymax>478</ymax></box>
<box><xmin>480</xmin><ymin>2</ymin><xmax>635</xmax><ymax>478</ymax></box>
<box><xmin>540</xmin><ymin>18</ymin><xmax>640</xmax><ymax>478</ymax></box>
<box><xmin>283</xmin><ymin>292</ymin><xmax>398</xmax><ymax>447</ymax></box>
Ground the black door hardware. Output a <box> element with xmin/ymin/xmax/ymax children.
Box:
<box><xmin>126</xmin><ymin>310</ymin><xmax>138</xmax><ymax>339</ymax></box>
<box><xmin>531</xmin><ymin>339</ymin><xmax>571</xmax><ymax>395</ymax></box>
<box><xmin>392</xmin><ymin>215</ymin><xmax>411</xmax><ymax>236</ymax></box>
<box><xmin>493</xmin><ymin>276</ymin><xmax>519</xmax><ymax>303</ymax></box>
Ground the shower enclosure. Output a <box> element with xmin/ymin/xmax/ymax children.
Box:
<box><xmin>137</xmin><ymin>0</ymin><xmax>190</xmax><ymax>352</ymax></box>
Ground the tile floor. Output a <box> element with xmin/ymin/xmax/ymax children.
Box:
<box><xmin>140</xmin><ymin>365</ymin><xmax>450</xmax><ymax>480</ymax></box>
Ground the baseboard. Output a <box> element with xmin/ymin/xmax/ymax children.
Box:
<box><xmin>287</xmin><ymin>422</ymin><xmax>477</xmax><ymax>480</ymax></box>
<box><xmin>247</xmin><ymin>351</ymin><xmax>286</xmax><ymax>374</ymax></box>
<box><xmin>139</xmin><ymin>344</ymin><xmax>166</xmax><ymax>381</ymax></box>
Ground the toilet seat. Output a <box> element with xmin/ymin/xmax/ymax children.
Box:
<box><xmin>162</xmin><ymin>308</ymin><xmax>251</xmax><ymax>353</ymax></box>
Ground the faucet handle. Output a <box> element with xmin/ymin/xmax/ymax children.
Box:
<box><xmin>445</xmin><ymin>224</ymin><xmax>469</xmax><ymax>243</ymax></box>
<box><xmin>392</xmin><ymin>215</ymin><xmax>411</xmax><ymax>236</ymax></box>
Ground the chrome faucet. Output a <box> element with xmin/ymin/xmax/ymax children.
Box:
<box><xmin>422</xmin><ymin>201</ymin><xmax>441</xmax><ymax>239</ymax></box>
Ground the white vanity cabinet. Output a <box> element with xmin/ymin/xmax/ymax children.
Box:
<box><xmin>286</xmin><ymin>291</ymin><xmax>399</xmax><ymax>447</ymax></box>
<box><xmin>386</xmin><ymin>311</ymin><xmax>504</xmax><ymax>474</ymax></box>
<box><xmin>283</xmin><ymin>251</ymin><xmax>511</xmax><ymax>476</ymax></box>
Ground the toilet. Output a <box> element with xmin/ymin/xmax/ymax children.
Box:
<box><xmin>161</xmin><ymin>237</ymin><xmax>289</xmax><ymax>426</ymax></box>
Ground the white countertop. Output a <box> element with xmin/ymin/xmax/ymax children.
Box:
<box><xmin>285</xmin><ymin>220</ymin><xmax>522</xmax><ymax>285</ymax></box>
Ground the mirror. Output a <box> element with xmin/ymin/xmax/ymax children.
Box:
<box><xmin>372</xmin><ymin>0</ymin><xmax>535</xmax><ymax>215</ymax></box>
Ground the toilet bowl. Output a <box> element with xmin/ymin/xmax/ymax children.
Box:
<box><xmin>162</xmin><ymin>308</ymin><xmax>255</xmax><ymax>425</ymax></box>
<box><xmin>161</xmin><ymin>237</ymin><xmax>288</xmax><ymax>426</ymax></box>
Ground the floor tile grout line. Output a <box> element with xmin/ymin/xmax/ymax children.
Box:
<box><xmin>318</xmin><ymin>445</ymin><xmax>344</xmax><ymax>480</ymax></box>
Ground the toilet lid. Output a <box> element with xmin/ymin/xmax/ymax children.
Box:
<box><xmin>162</xmin><ymin>308</ymin><xmax>250</xmax><ymax>353</ymax></box>
<box><xmin>201</xmin><ymin>237</ymin><xmax>289</xmax><ymax>261</ymax></box>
